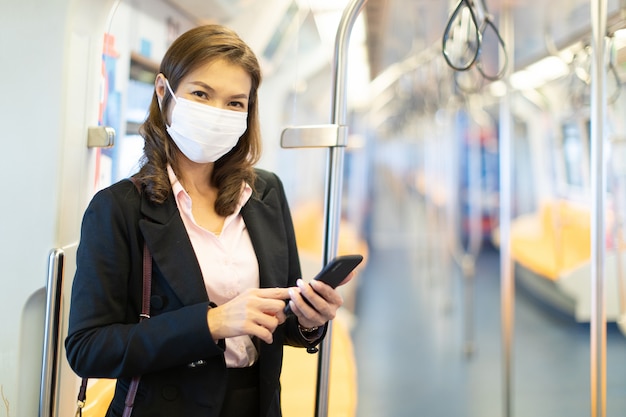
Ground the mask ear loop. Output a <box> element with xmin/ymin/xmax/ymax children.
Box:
<box><xmin>157</xmin><ymin>75</ymin><xmax>178</xmax><ymax>130</ymax></box>
<box><xmin>163</xmin><ymin>78</ymin><xmax>178</xmax><ymax>103</ymax></box>
<box><xmin>157</xmin><ymin>75</ymin><xmax>177</xmax><ymax>110</ymax></box>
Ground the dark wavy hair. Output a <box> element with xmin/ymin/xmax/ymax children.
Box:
<box><xmin>135</xmin><ymin>24</ymin><xmax>262</xmax><ymax>216</ymax></box>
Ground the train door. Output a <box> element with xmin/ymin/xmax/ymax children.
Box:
<box><xmin>1</xmin><ymin>1</ymin><xmax>120</xmax><ymax>416</ymax></box>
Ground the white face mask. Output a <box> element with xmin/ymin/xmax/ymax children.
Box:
<box><xmin>163</xmin><ymin>79</ymin><xmax>248</xmax><ymax>163</ymax></box>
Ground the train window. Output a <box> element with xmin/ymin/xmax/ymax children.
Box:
<box><xmin>562</xmin><ymin>122</ymin><xmax>584</xmax><ymax>186</ymax></box>
<box><xmin>94</xmin><ymin>0</ymin><xmax>196</xmax><ymax>191</ymax></box>
<box><xmin>513</xmin><ymin>118</ymin><xmax>535</xmax><ymax>216</ymax></box>
<box><xmin>101</xmin><ymin>59</ymin><xmax>157</xmax><ymax>182</ymax></box>
<box><xmin>262</xmin><ymin>1</ymin><xmax>299</xmax><ymax>61</ymax></box>
<box><xmin>558</xmin><ymin>118</ymin><xmax>590</xmax><ymax>193</ymax></box>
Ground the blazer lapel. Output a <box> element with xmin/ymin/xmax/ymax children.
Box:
<box><xmin>242</xmin><ymin>174</ymin><xmax>290</xmax><ymax>289</ymax></box>
<box><xmin>138</xmin><ymin>192</ymin><xmax>209</xmax><ymax>305</ymax></box>
<box><xmin>133</xmin><ymin>173</ymin><xmax>290</xmax><ymax>305</ymax></box>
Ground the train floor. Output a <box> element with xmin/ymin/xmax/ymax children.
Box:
<box><xmin>350</xmin><ymin>167</ymin><xmax>626</xmax><ymax>417</ymax></box>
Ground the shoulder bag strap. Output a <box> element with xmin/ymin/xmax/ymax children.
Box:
<box><xmin>123</xmin><ymin>177</ymin><xmax>152</xmax><ymax>417</ymax></box>
<box><xmin>75</xmin><ymin>178</ymin><xmax>152</xmax><ymax>417</ymax></box>
<box><xmin>122</xmin><ymin>240</ymin><xmax>152</xmax><ymax>417</ymax></box>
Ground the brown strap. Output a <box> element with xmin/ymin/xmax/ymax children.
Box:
<box><xmin>123</xmin><ymin>177</ymin><xmax>152</xmax><ymax>416</ymax></box>
<box><xmin>139</xmin><ymin>242</ymin><xmax>152</xmax><ymax>320</ymax></box>
<box><xmin>123</xmin><ymin>242</ymin><xmax>152</xmax><ymax>416</ymax></box>
<box><xmin>122</xmin><ymin>376</ymin><xmax>142</xmax><ymax>417</ymax></box>
<box><xmin>75</xmin><ymin>377</ymin><xmax>88</xmax><ymax>416</ymax></box>
<box><xmin>76</xmin><ymin>178</ymin><xmax>151</xmax><ymax>417</ymax></box>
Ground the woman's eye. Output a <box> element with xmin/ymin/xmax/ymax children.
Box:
<box><xmin>192</xmin><ymin>91</ymin><xmax>208</xmax><ymax>99</ymax></box>
<box><xmin>229</xmin><ymin>101</ymin><xmax>245</xmax><ymax>109</ymax></box>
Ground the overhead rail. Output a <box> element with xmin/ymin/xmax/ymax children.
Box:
<box><xmin>568</xmin><ymin>37</ymin><xmax>622</xmax><ymax>106</ymax></box>
<box><xmin>541</xmin><ymin>5</ymin><xmax>626</xmax><ymax>72</ymax></box>
<box><xmin>442</xmin><ymin>0</ymin><xmax>508</xmax><ymax>81</ymax></box>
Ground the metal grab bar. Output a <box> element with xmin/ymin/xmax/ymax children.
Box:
<box><xmin>460</xmin><ymin>109</ymin><xmax>486</xmax><ymax>357</ymax></box>
<box><xmin>280</xmin><ymin>1</ymin><xmax>367</xmax><ymax>416</ymax></box>
<box><xmin>316</xmin><ymin>2</ymin><xmax>367</xmax><ymax>416</ymax></box>
<box><xmin>497</xmin><ymin>7</ymin><xmax>514</xmax><ymax>417</ymax></box>
<box><xmin>590</xmin><ymin>1</ymin><xmax>608</xmax><ymax>415</ymax></box>
<box><xmin>39</xmin><ymin>248</ymin><xmax>64</xmax><ymax>417</ymax></box>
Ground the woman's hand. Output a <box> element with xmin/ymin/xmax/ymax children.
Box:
<box><xmin>287</xmin><ymin>271</ymin><xmax>355</xmax><ymax>329</ymax></box>
<box><xmin>206</xmin><ymin>287</ymin><xmax>290</xmax><ymax>344</ymax></box>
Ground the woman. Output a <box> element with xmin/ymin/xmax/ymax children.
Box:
<box><xmin>65</xmin><ymin>24</ymin><xmax>348</xmax><ymax>417</ymax></box>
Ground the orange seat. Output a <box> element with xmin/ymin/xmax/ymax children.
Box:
<box><xmin>510</xmin><ymin>199</ymin><xmax>595</xmax><ymax>280</ymax></box>
<box><xmin>280</xmin><ymin>315</ymin><xmax>357</xmax><ymax>417</ymax></box>
<box><xmin>81</xmin><ymin>378</ymin><xmax>114</xmax><ymax>416</ymax></box>
<box><xmin>291</xmin><ymin>200</ymin><xmax>368</xmax><ymax>263</ymax></box>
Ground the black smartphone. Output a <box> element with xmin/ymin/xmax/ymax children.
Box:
<box><xmin>284</xmin><ymin>254</ymin><xmax>363</xmax><ymax>316</ymax></box>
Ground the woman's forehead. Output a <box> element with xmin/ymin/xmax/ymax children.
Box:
<box><xmin>182</xmin><ymin>59</ymin><xmax>251</xmax><ymax>92</ymax></box>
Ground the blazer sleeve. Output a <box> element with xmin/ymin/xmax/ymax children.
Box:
<box><xmin>65</xmin><ymin>182</ymin><xmax>224</xmax><ymax>379</ymax></box>
<box><xmin>259</xmin><ymin>171</ymin><xmax>328</xmax><ymax>348</ymax></box>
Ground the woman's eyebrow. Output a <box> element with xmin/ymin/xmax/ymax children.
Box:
<box><xmin>189</xmin><ymin>81</ymin><xmax>248</xmax><ymax>100</ymax></box>
<box><xmin>230</xmin><ymin>93</ymin><xmax>249</xmax><ymax>100</ymax></box>
<box><xmin>188</xmin><ymin>81</ymin><xmax>214</xmax><ymax>92</ymax></box>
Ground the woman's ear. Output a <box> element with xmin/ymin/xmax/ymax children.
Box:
<box><xmin>155</xmin><ymin>73</ymin><xmax>167</xmax><ymax>104</ymax></box>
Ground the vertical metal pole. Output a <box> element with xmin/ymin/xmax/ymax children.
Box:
<box><xmin>462</xmin><ymin>109</ymin><xmax>483</xmax><ymax>358</ymax></box>
<box><xmin>315</xmin><ymin>1</ymin><xmax>367</xmax><ymax>416</ymax></box>
<box><xmin>590</xmin><ymin>0</ymin><xmax>608</xmax><ymax>416</ymax></box>
<box><xmin>40</xmin><ymin>248</ymin><xmax>64</xmax><ymax>417</ymax></box>
<box><xmin>498</xmin><ymin>6</ymin><xmax>514</xmax><ymax>417</ymax></box>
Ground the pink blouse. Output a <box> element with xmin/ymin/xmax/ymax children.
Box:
<box><xmin>168</xmin><ymin>166</ymin><xmax>259</xmax><ymax>368</ymax></box>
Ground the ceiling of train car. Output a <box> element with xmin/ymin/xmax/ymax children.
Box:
<box><xmin>166</xmin><ymin>0</ymin><xmax>625</xmax><ymax>81</ymax></box>
<box><xmin>365</xmin><ymin>0</ymin><xmax>624</xmax><ymax>78</ymax></box>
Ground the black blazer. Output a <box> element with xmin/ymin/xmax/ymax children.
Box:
<box><xmin>65</xmin><ymin>169</ymin><xmax>324</xmax><ymax>417</ymax></box>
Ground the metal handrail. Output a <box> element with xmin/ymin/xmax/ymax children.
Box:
<box><xmin>314</xmin><ymin>3</ymin><xmax>368</xmax><ymax>417</ymax></box>
<box><xmin>589</xmin><ymin>1</ymin><xmax>608</xmax><ymax>416</ymax></box>
<box><xmin>39</xmin><ymin>248</ymin><xmax>65</xmax><ymax>417</ymax></box>
<box><xmin>280</xmin><ymin>1</ymin><xmax>367</xmax><ymax>415</ymax></box>
<box><xmin>497</xmin><ymin>7</ymin><xmax>514</xmax><ymax>417</ymax></box>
